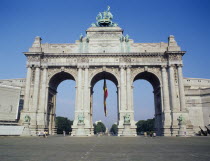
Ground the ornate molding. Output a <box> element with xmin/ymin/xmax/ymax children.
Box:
<box><xmin>27</xmin><ymin>55</ymin><xmax>41</xmax><ymax>62</ymax></box>
<box><xmin>168</xmin><ymin>53</ymin><xmax>182</xmax><ymax>61</ymax></box>
<box><xmin>77</xmin><ymin>57</ymin><xmax>89</xmax><ymax>63</ymax></box>
<box><xmin>120</xmin><ymin>57</ymin><xmax>131</xmax><ymax>63</ymax></box>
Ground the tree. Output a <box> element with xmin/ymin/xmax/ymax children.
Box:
<box><xmin>136</xmin><ymin>118</ymin><xmax>155</xmax><ymax>135</ymax></box>
<box><xmin>93</xmin><ymin>121</ymin><xmax>106</xmax><ymax>134</ymax></box>
<box><xmin>56</xmin><ymin>116</ymin><xmax>73</xmax><ymax>134</ymax></box>
<box><xmin>110</xmin><ymin>124</ymin><xmax>118</xmax><ymax>135</ymax></box>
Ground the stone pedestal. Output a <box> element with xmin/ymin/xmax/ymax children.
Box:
<box><xmin>120</xmin><ymin>123</ymin><xmax>136</xmax><ymax>136</ymax></box>
<box><xmin>177</xmin><ymin>124</ymin><xmax>187</xmax><ymax>137</ymax></box>
<box><xmin>21</xmin><ymin>122</ymin><xmax>31</xmax><ymax>136</ymax></box>
<box><xmin>75</xmin><ymin>123</ymin><xmax>86</xmax><ymax>136</ymax></box>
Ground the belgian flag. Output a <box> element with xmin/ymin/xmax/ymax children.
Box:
<box><xmin>103</xmin><ymin>79</ymin><xmax>108</xmax><ymax>117</ymax></box>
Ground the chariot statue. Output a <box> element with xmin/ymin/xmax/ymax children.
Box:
<box><xmin>91</xmin><ymin>6</ymin><xmax>118</xmax><ymax>27</ymax></box>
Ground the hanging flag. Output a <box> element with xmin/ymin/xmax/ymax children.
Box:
<box><xmin>103</xmin><ymin>79</ymin><xmax>108</xmax><ymax>116</ymax></box>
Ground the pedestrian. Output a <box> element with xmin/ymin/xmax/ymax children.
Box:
<box><xmin>44</xmin><ymin>131</ymin><xmax>47</xmax><ymax>138</ymax></box>
<box><xmin>150</xmin><ymin>132</ymin><xmax>153</xmax><ymax>137</ymax></box>
<box><xmin>63</xmin><ymin>130</ymin><xmax>66</xmax><ymax>136</ymax></box>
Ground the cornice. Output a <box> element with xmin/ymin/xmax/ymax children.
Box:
<box><xmin>23</xmin><ymin>52</ymin><xmax>44</xmax><ymax>56</ymax></box>
<box><xmin>25</xmin><ymin>52</ymin><xmax>166</xmax><ymax>57</ymax></box>
<box><xmin>165</xmin><ymin>51</ymin><xmax>186</xmax><ymax>55</ymax></box>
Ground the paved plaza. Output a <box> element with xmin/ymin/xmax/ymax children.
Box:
<box><xmin>0</xmin><ymin>136</ymin><xmax>210</xmax><ymax>161</ymax></box>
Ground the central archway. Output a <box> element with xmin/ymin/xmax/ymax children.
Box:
<box><xmin>133</xmin><ymin>71</ymin><xmax>163</xmax><ymax>135</ymax></box>
<box><xmin>47</xmin><ymin>71</ymin><xmax>76</xmax><ymax>135</ymax></box>
<box><xmin>90</xmin><ymin>71</ymin><xmax>119</xmax><ymax>133</ymax></box>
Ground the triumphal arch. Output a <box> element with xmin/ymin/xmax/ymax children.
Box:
<box><xmin>13</xmin><ymin>7</ymin><xmax>209</xmax><ymax>136</ymax></box>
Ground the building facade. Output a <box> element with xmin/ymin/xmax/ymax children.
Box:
<box><xmin>0</xmin><ymin>7</ymin><xmax>210</xmax><ymax>136</ymax></box>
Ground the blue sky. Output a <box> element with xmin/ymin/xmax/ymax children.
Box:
<box><xmin>0</xmin><ymin>0</ymin><xmax>210</xmax><ymax>128</ymax></box>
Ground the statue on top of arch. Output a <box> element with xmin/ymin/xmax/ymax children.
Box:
<box><xmin>91</xmin><ymin>6</ymin><xmax>118</xmax><ymax>27</ymax></box>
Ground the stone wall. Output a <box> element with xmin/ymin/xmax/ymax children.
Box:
<box><xmin>0</xmin><ymin>79</ymin><xmax>26</xmax><ymax>123</ymax></box>
<box><xmin>184</xmin><ymin>78</ymin><xmax>210</xmax><ymax>132</ymax></box>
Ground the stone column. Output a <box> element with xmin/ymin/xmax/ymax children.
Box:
<box><xmin>118</xmin><ymin>86</ymin><xmax>121</xmax><ymax>111</ymax></box>
<box><xmin>33</xmin><ymin>65</ymin><xmax>48</xmax><ymax>131</ymax></box>
<box><xmin>32</xmin><ymin>66</ymin><xmax>41</xmax><ymax>111</ymax></box>
<box><xmin>177</xmin><ymin>65</ymin><xmax>186</xmax><ymax>111</ymax></box>
<box><xmin>72</xmin><ymin>67</ymin><xmax>82</xmax><ymax>135</ymax></box>
<box><xmin>84</xmin><ymin>66</ymin><xmax>89</xmax><ymax>111</ymax></box>
<box><xmin>131</xmin><ymin>85</ymin><xmax>134</xmax><ymax>112</ymax></box>
<box><xmin>161</xmin><ymin>66</ymin><xmax>170</xmax><ymax>112</ymax></box>
<box><xmin>169</xmin><ymin>65</ymin><xmax>177</xmax><ymax>112</ymax></box>
<box><xmin>120</xmin><ymin>65</ymin><xmax>126</xmax><ymax>111</ymax></box>
<box><xmin>130</xmin><ymin>85</ymin><xmax>135</xmax><ymax>123</ymax></box>
<box><xmin>84</xmin><ymin>66</ymin><xmax>91</xmax><ymax>128</ymax></box>
<box><xmin>90</xmin><ymin>89</ymin><xmax>94</xmax><ymax>135</ymax></box>
<box><xmin>39</xmin><ymin>66</ymin><xmax>48</xmax><ymax>113</ymax></box>
<box><xmin>76</xmin><ymin>66</ymin><xmax>82</xmax><ymax>111</ymax></box>
<box><xmin>23</xmin><ymin>65</ymin><xmax>32</xmax><ymax>111</ymax></box>
<box><xmin>126</xmin><ymin>66</ymin><xmax>132</xmax><ymax>111</ymax></box>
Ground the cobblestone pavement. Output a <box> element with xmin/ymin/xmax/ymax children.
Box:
<box><xmin>0</xmin><ymin>136</ymin><xmax>210</xmax><ymax>161</ymax></box>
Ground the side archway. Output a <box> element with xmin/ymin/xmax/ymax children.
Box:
<box><xmin>133</xmin><ymin>71</ymin><xmax>163</xmax><ymax>135</ymax></box>
<box><xmin>47</xmin><ymin>71</ymin><xmax>76</xmax><ymax>135</ymax></box>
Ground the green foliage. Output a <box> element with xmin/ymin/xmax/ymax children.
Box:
<box><xmin>56</xmin><ymin>116</ymin><xmax>73</xmax><ymax>134</ymax></box>
<box><xmin>93</xmin><ymin>122</ymin><xmax>106</xmax><ymax>134</ymax></box>
<box><xmin>136</xmin><ymin>118</ymin><xmax>155</xmax><ymax>135</ymax></box>
<box><xmin>110</xmin><ymin>124</ymin><xmax>118</xmax><ymax>135</ymax></box>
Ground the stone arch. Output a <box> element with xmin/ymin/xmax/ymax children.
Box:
<box><xmin>133</xmin><ymin>71</ymin><xmax>161</xmax><ymax>89</ymax></box>
<box><xmin>48</xmin><ymin>71</ymin><xmax>76</xmax><ymax>90</ymax></box>
<box><xmin>47</xmin><ymin>71</ymin><xmax>76</xmax><ymax>135</ymax></box>
<box><xmin>47</xmin><ymin>68</ymin><xmax>77</xmax><ymax>87</ymax></box>
<box><xmin>132</xmin><ymin>71</ymin><xmax>163</xmax><ymax>136</ymax></box>
<box><xmin>131</xmin><ymin>67</ymin><xmax>162</xmax><ymax>88</ymax></box>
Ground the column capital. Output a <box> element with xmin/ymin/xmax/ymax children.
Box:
<box><xmin>77</xmin><ymin>65</ymin><xmax>83</xmax><ymax>69</ymax></box>
<box><xmin>42</xmin><ymin>65</ymin><xmax>48</xmax><ymax>69</ymax></box>
<box><xmin>161</xmin><ymin>65</ymin><xmax>167</xmax><ymax>69</ymax></box>
<box><xmin>77</xmin><ymin>65</ymin><xmax>89</xmax><ymax>69</ymax></box>
<box><xmin>119</xmin><ymin>65</ymin><xmax>126</xmax><ymax>69</ymax></box>
<box><xmin>26</xmin><ymin>64</ymin><xmax>32</xmax><ymax>68</ymax></box>
<box><xmin>33</xmin><ymin>64</ymin><xmax>41</xmax><ymax>68</ymax></box>
<box><xmin>177</xmin><ymin>64</ymin><xmax>183</xmax><ymax>68</ymax></box>
<box><xmin>169</xmin><ymin>64</ymin><xmax>176</xmax><ymax>68</ymax></box>
<box><xmin>84</xmin><ymin>65</ymin><xmax>89</xmax><ymax>69</ymax></box>
<box><xmin>126</xmin><ymin>65</ymin><xmax>132</xmax><ymax>69</ymax></box>
<box><xmin>34</xmin><ymin>64</ymin><xmax>40</xmax><ymax>68</ymax></box>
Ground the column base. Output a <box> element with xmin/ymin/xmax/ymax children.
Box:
<box><xmin>177</xmin><ymin>124</ymin><xmax>187</xmax><ymax>137</ymax></box>
<box><xmin>71</xmin><ymin>123</ymin><xmax>92</xmax><ymax>136</ymax></box>
<box><xmin>21</xmin><ymin>122</ymin><xmax>32</xmax><ymax>136</ymax></box>
<box><xmin>118</xmin><ymin>123</ymin><xmax>137</xmax><ymax>137</ymax></box>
